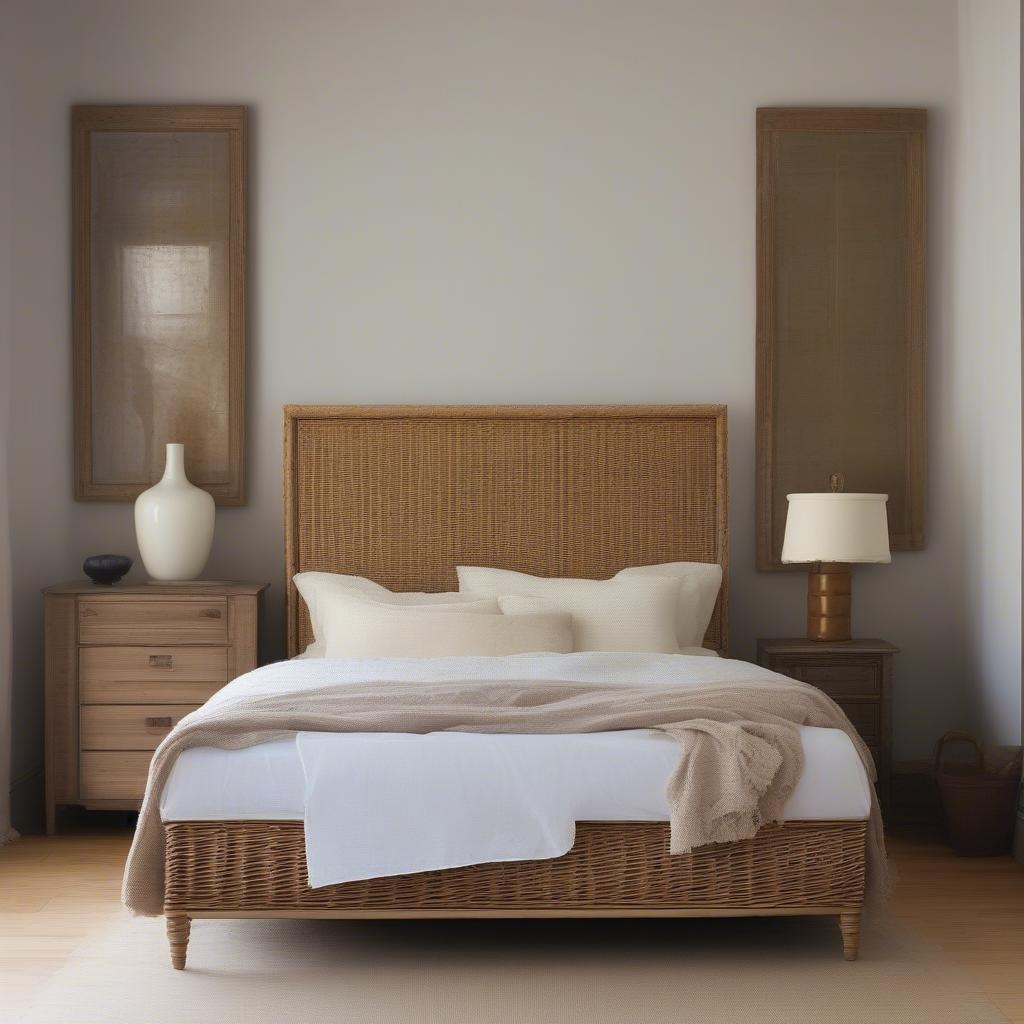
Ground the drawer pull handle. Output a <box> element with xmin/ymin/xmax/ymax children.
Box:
<box><xmin>148</xmin><ymin>654</ymin><xmax>174</xmax><ymax>669</ymax></box>
<box><xmin>145</xmin><ymin>716</ymin><xmax>173</xmax><ymax>729</ymax></box>
<box><xmin>199</xmin><ymin>608</ymin><xmax>222</xmax><ymax>619</ymax></box>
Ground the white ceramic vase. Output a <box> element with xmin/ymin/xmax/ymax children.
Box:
<box><xmin>134</xmin><ymin>443</ymin><xmax>215</xmax><ymax>581</ymax></box>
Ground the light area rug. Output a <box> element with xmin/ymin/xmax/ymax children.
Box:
<box><xmin>17</xmin><ymin>913</ymin><xmax>1007</xmax><ymax>1024</ymax></box>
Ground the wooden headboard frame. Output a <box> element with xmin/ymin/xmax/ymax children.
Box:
<box><xmin>284</xmin><ymin>405</ymin><xmax>728</xmax><ymax>657</ymax></box>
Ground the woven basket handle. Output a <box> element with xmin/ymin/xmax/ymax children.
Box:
<box><xmin>933</xmin><ymin>730</ymin><xmax>984</xmax><ymax>773</ymax></box>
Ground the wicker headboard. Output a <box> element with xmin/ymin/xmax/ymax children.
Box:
<box><xmin>284</xmin><ymin>405</ymin><xmax>728</xmax><ymax>656</ymax></box>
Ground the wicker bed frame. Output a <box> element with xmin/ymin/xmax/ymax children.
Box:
<box><xmin>163</xmin><ymin>405</ymin><xmax>866</xmax><ymax>968</ymax></box>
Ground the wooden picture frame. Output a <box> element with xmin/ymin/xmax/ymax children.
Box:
<box><xmin>756</xmin><ymin>108</ymin><xmax>926</xmax><ymax>569</ymax></box>
<box><xmin>73</xmin><ymin>105</ymin><xmax>247</xmax><ymax>505</ymax></box>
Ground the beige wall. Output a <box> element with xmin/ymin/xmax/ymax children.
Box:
<box><xmin>0</xmin><ymin>3</ymin><xmax>15</xmax><ymax>839</ymax></box>
<box><xmin>4</xmin><ymin>0</ymin><xmax>1020</xmax><ymax>826</ymax></box>
<box><xmin>950</xmin><ymin>0</ymin><xmax>1023</xmax><ymax>743</ymax></box>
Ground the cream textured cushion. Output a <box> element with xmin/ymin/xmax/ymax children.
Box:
<box><xmin>615</xmin><ymin>562</ymin><xmax>723</xmax><ymax>648</ymax></box>
<box><xmin>294</xmin><ymin>572</ymin><xmax>499</xmax><ymax>649</ymax></box>
<box><xmin>457</xmin><ymin>567</ymin><xmax>680</xmax><ymax>653</ymax></box>
<box><xmin>320</xmin><ymin>591</ymin><xmax>573</xmax><ymax>658</ymax></box>
<box><xmin>677</xmin><ymin>645</ymin><xmax>720</xmax><ymax>658</ymax></box>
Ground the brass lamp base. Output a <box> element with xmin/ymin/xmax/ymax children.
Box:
<box><xmin>806</xmin><ymin>562</ymin><xmax>851</xmax><ymax>641</ymax></box>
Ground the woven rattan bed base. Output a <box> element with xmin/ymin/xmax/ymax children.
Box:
<box><xmin>163</xmin><ymin>819</ymin><xmax>866</xmax><ymax>966</ymax></box>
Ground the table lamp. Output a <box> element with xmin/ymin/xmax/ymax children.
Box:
<box><xmin>781</xmin><ymin>492</ymin><xmax>891</xmax><ymax>641</ymax></box>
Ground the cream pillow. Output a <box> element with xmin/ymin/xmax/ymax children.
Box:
<box><xmin>677</xmin><ymin>646</ymin><xmax>720</xmax><ymax>658</ymax></box>
<box><xmin>320</xmin><ymin>591</ymin><xmax>573</xmax><ymax>658</ymax></box>
<box><xmin>615</xmin><ymin>562</ymin><xmax>722</xmax><ymax>648</ymax></box>
<box><xmin>457</xmin><ymin>567</ymin><xmax>680</xmax><ymax>653</ymax></box>
<box><xmin>294</xmin><ymin>572</ymin><xmax>499</xmax><ymax>650</ymax></box>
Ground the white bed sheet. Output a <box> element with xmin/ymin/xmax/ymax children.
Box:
<box><xmin>161</xmin><ymin>726</ymin><xmax>870</xmax><ymax>823</ymax></box>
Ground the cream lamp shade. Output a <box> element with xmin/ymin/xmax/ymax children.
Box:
<box><xmin>781</xmin><ymin>493</ymin><xmax>891</xmax><ymax>565</ymax></box>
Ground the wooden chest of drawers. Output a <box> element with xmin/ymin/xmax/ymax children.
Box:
<box><xmin>756</xmin><ymin>638</ymin><xmax>897</xmax><ymax>809</ymax></box>
<box><xmin>44</xmin><ymin>581</ymin><xmax>267</xmax><ymax>833</ymax></box>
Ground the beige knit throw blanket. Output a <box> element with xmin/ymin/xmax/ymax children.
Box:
<box><xmin>122</xmin><ymin>677</ymin><xmax>886</xmax><ymax>916</ymax></box>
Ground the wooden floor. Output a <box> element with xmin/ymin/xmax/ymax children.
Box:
<box><xmin>1</xmin><ymin>824</ymin><xmax>1022</xmax><ymax>1022</ymax></box>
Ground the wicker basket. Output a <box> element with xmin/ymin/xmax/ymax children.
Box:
<box><xmin>935</xmin><ymin>732</ymin><xmax>1019</xmax><ymax>856</ymax></box>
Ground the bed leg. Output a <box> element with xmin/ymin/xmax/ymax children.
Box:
<box><xmin>167</xmin><ymin>913</ymin><xmax>191</xmax><ymax>970</ymax></box>
<box><xmin>839</xmin><ymin>911</ymin><xmax>861</xmax><ymax>961</ymax></box>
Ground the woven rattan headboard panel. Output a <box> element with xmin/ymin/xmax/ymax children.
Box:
<box><xmin>284</xmin><ymin>405</ymin><xmax>728</xmax><ymax>657</ymax></box>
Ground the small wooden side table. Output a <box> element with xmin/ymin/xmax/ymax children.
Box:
<box><xmin>43</xmin><ymin>580</ymin><xmax>268</xmax><ymax>833</ymax></box>
<box><xmin>757</xmin><ymin>638</ymin><xmax>897</xmax><ymax>809</ymax></box>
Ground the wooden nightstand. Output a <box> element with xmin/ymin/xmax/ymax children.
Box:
<box><xmin>43</xmin><ymin>581</ymin><xmax>268</xmax><ymax>834</ymax></box>
<box><xmin>756</xmin><ymin>638</ymin><xmax>897</xmax><ymax>808</ymax></box>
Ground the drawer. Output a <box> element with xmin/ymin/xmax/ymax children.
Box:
<box><xmin>80</xmin><ymin>751</ymin><xmax>154</xmax><ymax>801</ymax></box>
<box><xmin>835</xmin><ymin>701</ymin><xmax>880</xmax><ymax>745</ymax></box>
<box><xmin>80</xmin><ymin>646</ymin><xmax>228</xmax><ymax>704</ymax></box>
<box><xmin>773</xmin><ymin>658</ymin><xmax>881</xmax><ymax>698</ymax></box>
<box><xmin>82</xmin><ymin>678</ymin><xmax>223</xmax><ymax>706</ymax></box>
<box><xmin>80</xmin><ymin>704</ymin><xmax>197</xmax><ymax>751</ymax></box>
<box><xmin>78</xmin><ymin>598</ymin><xmax>228</xmax><ymax>645</ymax></box>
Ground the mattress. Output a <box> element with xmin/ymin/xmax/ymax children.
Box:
<box><xmin>160</xmin><ymin>725</ymin><xmax>871</xmax><ymax>823</ymax></box>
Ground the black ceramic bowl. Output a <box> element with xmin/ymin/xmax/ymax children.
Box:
<box><xmin>83</xmin><ymin>554</ymin><xmax>133</xmax><ymax>586</ymax></box>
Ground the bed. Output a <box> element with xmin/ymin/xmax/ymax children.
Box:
<box><xmin>157</xmin><ymin>404</ymin><xmax>869</xmax><ymax>968</ymax></box>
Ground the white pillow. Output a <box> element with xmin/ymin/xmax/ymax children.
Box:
<box><xmin>677</xmin><ymin>646</ymin><xmax>720</xmax><ymax>658</ymax></box>
<box><xmin>294</xmin><ymin>572</ymin><xmax>499</xmax><ymax>649</ymax></box>
<box><xmin>615</xmin><ymin>562</ymin><xmax>722</xmax><ymax>648</ymax></box>
<box><xmin>457</xmin><ymin>567</ymin><xmax>680</xmax><ymax>653</ymax></box>
<box><xmin>320</xmin><ymin>591</ymin><xmax>573</xmax><ymax>658</ymax></box>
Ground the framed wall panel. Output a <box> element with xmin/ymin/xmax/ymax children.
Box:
<box><xmin>73</xmin><ymin>105</ymin><xmax>247</xmax><ymax>504</ymax></box>
<box><xmin>756</xmin><ymin>108</ymin><xmax>926</xmax><ymax>569</ymax></box>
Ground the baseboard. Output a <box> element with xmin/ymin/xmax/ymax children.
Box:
<box><xmin>10</xmin><ymin>764</ymin><xmax>45</xmax><ymax>836</ymax></box>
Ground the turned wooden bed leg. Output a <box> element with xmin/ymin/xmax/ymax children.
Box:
<box><xmin>166</xmin><ymin>913</ymin><xmax>191</xmax><ymax>970</ymax></box>
<box><xmin>839</xmin><ymin>911</ymin><xmax>861</xmax><ymax>961</ymax></box>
